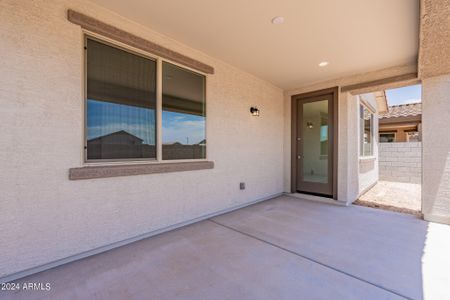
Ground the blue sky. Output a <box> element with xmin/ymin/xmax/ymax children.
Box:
<box><xmin>87</xmin><ymin>100</ymin><xmax>205</xmax><ymax>145</ymax></box>
<box><xmin>87</xmin><ymin>100</ymin><xmax>156</xmax><ymax>144</ymax></box>
<box><xmin>385</xmin><ymin>84</ymin><xmax>422</xmax><ymax>106</ymax></box>
<box><xmin>162</xmin><ymin>111</ymin><xmax>205</xmax><ymax>145</ymax></box>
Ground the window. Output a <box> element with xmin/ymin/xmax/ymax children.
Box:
<box><xmin>86</xmin><ymin>38</ymin><xmax>156</xmax><ymax>160</ymax></box>
<box><xmin>380</xmin><ymin>132</ymin><xmax>396</xmax><ymax>143</ymax></box>
<box><xmin>85</xmin><ymin>37</ymin><xmax>206</xmax><ymax>161</ymax></box>
<box><xmin>360</xmin><ymin>104</ymin><xmax>373</xmax><ymax>156</ymax></box>
<box><xmin>162</xmin><ymin>62</ymin><xmax>206</xmax><ymax>160</ymax></box>
<box><xmin>407</xmin><ymin>131</ymin><xmax>420</xmax><ymax>142</ymax></box>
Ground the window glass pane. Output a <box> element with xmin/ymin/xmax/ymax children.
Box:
<box><xmin>407</xmin><ymin>131</ymin><xmax>420</xmax><ymax>142</ymax></box>
<box><xmin>380</xmin><ymin>133</ymin><xmax>395</xmax><ymax>143</ymax></box>
<box><xmin>360</xmin><ymin>105</ymin><xmax>373</xmax><ymax>156</ymax></box>
<box><xmin>320</xmin><ymin>115</ymin><xmax>328</xmax><ymax>156</ymax></box>
<box><xmin>86</xmin><ymin>39</ymin><xmax>156</xmax><ymax>160</ymax></box>
<box><xmin>303</xmin><ymin>100</ymin><xmax>328</xmax><ymax>184</ymax></box>
<box><xmin>162</xmin><ymin>62</ymin><xmax>206</xmax><ymax>160</ymax></box>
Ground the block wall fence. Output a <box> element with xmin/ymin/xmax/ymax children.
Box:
<box><xmin>379</xmin><ymin>142</ymin><xmax>421</xmax><ymax>184</ymax></box>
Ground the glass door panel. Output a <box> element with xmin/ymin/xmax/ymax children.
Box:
<box><xmin>302</xmin><ymin>100</ymin><xmax>329</xmax><ymax>184</ymax></box>
<box><xmin>295</xmin><ymin>92</ymin><xmax>334</xmax><ymax>197</ymax></box>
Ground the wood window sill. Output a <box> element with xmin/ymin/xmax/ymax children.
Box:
<box><xmin>69</xmin><ymin>161</ymin><xmax>214</xmax><ymax>180</ymax></box>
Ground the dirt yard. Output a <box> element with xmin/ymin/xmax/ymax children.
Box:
<box><xmin>355</xmin><ymin>181</ymin><xmax>421</xmax><ymax>216</ymax></box>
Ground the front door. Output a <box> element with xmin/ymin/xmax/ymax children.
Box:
<box><xmin>292</xmin><ymin>89</ymin><xmax>336</xmax><ymax>197</ymax></box>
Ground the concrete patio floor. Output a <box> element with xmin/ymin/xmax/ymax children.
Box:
<box><xmin>3</xmin><ymin>195</ymin><xmax>450</xmax><ymax>300</ymax></box>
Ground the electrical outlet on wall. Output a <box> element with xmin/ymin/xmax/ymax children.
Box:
<box><xmin>240</xmin><ymin>182</ymin><xmax>245</xmax><ymax>190</ymax></box>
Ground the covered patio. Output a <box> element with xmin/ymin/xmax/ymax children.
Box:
<box><xmin>4</xmin><ymin>196</ymin><xmax>450</xmax><ymax>300</ymax></box>
<box><xmin>2</xmin><ymin>0</ymin><xmax>450</xmax><ymax>298</ymax></box>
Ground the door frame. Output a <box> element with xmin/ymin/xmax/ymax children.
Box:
<box><xmin>291</xmin><ymin>87</ymin><xmax>339</xmax><ymax>199</ymax></box>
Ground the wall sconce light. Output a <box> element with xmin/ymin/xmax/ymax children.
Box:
<box><xmin>250</xmin><ymin>107</ymin><xmax>260</xmax><ymax>116</ymax></box>
<box><xmin>307</xmin><ymin>122</ymin><xmax>314</xmax><ymax>129</ymax></box>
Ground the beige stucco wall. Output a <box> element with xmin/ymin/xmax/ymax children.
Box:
<box><xmin>0</xmin><ymin>0</ymin><xmax>284</xmax><ymax>279</ymax></box>
<box><xmin>422</xmin><ymin>74</ymin><xmax>450</xmax><ymax>224</ymax></box>
<box><xmin>419</xmin><ymin>0</ymin><xmax>450</xmax><ymax>79</ymax></box>
<box><xmin>357</xmin><ymin>93</ymin><xmax>380</xmax><ymax>195</ymax></box>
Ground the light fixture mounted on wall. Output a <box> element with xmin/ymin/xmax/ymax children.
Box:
<box><xmin>250</xmin><ymin>107</ymin><xmax>260</xmax><ymax>116</ymax></box>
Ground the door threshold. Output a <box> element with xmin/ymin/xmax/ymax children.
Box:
<box><xmin>285</xmin><ymin>192</ymin><xmax>347</xmax><ymax>206</ymax></box>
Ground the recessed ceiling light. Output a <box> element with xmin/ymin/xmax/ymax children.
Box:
<box><xmin>271</xmin><ymin>16</ymin><xmax>285</xmax><ymax>25</ymax></box>
<box><xmin>318</xmin><ymin>61</ymin><xmax>329</xmax><ymax>67</ymax></box>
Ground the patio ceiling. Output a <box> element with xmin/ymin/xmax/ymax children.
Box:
<box><xmin>89</xmin><ymin>0</ymin><xmax>419</xmax><ymax>89</ymax></box>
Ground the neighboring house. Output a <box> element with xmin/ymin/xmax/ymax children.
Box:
<box><xmin>87</xmin><ymin>130</ymin><xmax>156</xmax><ymax>159</ymax></box>
<box><xmin>88</xmin><ymin>129</ymin><xmax>206</xmax><ymax>160</ymax></box>
<box><xmin>379</xmin><ymin>103</ymin><xmax>422</xmax><ymax>142</ymax></box>
<box><xmin>1</xmin><ymin>0</ymin><xmax>450</xmax><ymax>284</ymax></box>
<box><xmin>88</xmin><ymin>130</ymin><xmax>145</xmax><ymax>145</ymax></box>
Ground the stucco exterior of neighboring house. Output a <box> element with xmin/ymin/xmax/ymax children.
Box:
<box><xmin>1</xmin><ymin>0</ymin><xmax>450</xmax><ymax>284</ymax></box>
<box><xmin>379</xmin><ymin>103</ymin><xmax>422</xmax><ymax>142</ymax></box>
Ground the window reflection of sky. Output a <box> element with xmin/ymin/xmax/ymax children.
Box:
<box><xmin>87</xmin><ymin>99</ymin><xmax>155</xmax><ymax>145</ymax></box>
<box><xmin>87</xmin><ymin>100</ymin><xmax>205</xmax><ymax>146</ymax></box>
<box><xmin>162</xmin><ymin>111</ymin><xmax>205</xmax><ymax>145</ymax></box>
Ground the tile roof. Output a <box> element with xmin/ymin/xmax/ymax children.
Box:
<box><xmin>379</xmin><ymin>102</ymin><xmax>422</xmax><ymax>119</ymax></box>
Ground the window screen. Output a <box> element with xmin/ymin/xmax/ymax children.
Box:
<box><xmin>86</xmin><ymin>38</ymin><xmax>157</xmax><ymax>160</ymax></box>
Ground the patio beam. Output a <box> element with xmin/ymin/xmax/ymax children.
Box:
<box><xmin>67</xmin><ymin>9</ymin><xmax>214</xmax><ymax>74</ymax></box>
<box><xmin>341</xmin><ymin>73</ymin><xmax>419</xmax><ymax>94</ymax></box>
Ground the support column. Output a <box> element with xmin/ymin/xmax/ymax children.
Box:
<box><xmin>422</xmin><ymin>75</ymin><xmax>450</xmax><ymax>224</ymax></box>
<box><xmin>419</xmin><ymin>0</ymin><xmax>450</xmax><ymax>224</ymax></box>
<box><xmin>337</xmin><ymin>92</ymin><xmax>359</xmax><ymax>204</ymax></box>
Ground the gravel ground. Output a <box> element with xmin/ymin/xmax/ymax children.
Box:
<box><xmin>355</xmin><ymin>181</ymin><xmax>421</xmax><ymax>216</ymax></box>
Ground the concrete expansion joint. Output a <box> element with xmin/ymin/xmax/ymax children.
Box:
<box><xmin>208</xmin><ymin>219</ymin><xmax>410</xmax><ymax>299</ymax></box>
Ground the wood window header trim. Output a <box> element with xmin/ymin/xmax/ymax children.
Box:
<box><xmin>69</xmin><ymin>161</ymin><xmax>214</xmax><ymax>180</ymax></box>
<box><xmin>67</xmin><ymin>9</ymin><xmax>214</xmax><ymax>74</ymax></box>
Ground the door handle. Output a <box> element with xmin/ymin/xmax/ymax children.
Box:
<box><xmin>297</xmin><ymin>155</ymin><xmax>302</xmax><ymax>159</ymax></box>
